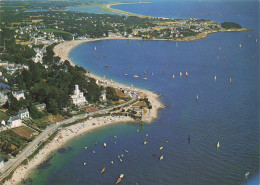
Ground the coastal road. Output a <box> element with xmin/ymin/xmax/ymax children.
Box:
<box><xmin>0</xmin><ymin>94</ymin><xmax>138</xmax><ymax>182</ymax></box>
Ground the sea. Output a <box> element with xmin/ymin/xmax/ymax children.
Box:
<box><xmin>22</xmin><ymin>1</ymin><xmax>259</xmax><ymax>185</ymax></box>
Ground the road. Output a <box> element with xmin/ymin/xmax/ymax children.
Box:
<box><xmin>0</xmin><ymin>94</ymin><xmax>137</xmax><ymax>182</ymax></box>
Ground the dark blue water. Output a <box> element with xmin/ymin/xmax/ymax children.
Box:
<box><xmin>24</xmin><ymin>1</ymin><xmax>259</xmax><ymax>185</ymax></box>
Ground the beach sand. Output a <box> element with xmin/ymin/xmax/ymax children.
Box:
<box><xmin>4</xmin><ymin>37</ymin><xmax>164</xmax><ymax>185</ymax></box>
<box><xmin>4</xmin><ymin>116</ymin><xmax>135</xmax><ymax>185</ymax></box>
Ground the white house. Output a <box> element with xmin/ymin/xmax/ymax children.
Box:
<box><xmin>18</xmin><ymin>109</ymin><xmax>30</xmax><ymax>119</ymax></box>
<box><xmin>35</xmin><ymin>103</ymin><xmax>46</xmax><ymax>111</ymax></box>
<box><xmin>7</xmin><ymin>116</ymin><xmax>22</xmax><ymax>128</ymax></box>
<box><xmin>0</xmin><ymin>92</ymin><xmax>8</xmax><ymax>105</ymax></box>
<box><xmin>0</xmin><ymin>158</ymin><xmax>4</xmax><ymax>171</ymax></box>
<box><xmin>12</xmin><ymin>91</ymin><xmax>25</xmax><ymax>100</ymax></box>
<box><xmin>71</xmin><ymin>85</ymin><xmax>88</xmax><ymax>106</ymax></box>
<box><xmin>100</xmin><ymin>90</ymin><xmax>107</xmax><ymax>101</ymax></box>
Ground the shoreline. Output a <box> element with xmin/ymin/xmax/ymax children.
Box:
<box><xmin>101</xmin><ymin>2</ymin><xmax>167</xmax><ymax>19</ymax></box>
<box><xmin>4</xmin><ymin>37</ymin><xmax>165</xmax><ymax>185</ymax></box>
<box><xmin>4</xmin><ymin>116</ymin><xmax>137</xmax><ymax>185</ymax></box>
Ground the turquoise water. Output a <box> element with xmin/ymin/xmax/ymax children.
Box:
<box><xmin>23</xmin><ymin>1</ymin><xmax>259</xmax><ymax>185</ymax></box>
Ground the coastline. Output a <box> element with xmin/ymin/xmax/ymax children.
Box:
<box><xmin>100</xmin><ymin>2</ymin><xmax>166</xmax><ymax>19</ymax></box>
<box><xmin>4</xmin><ymin>37</ymin><xmax>165</xmax><ymax>185</ymax></box>
<box><xmin>4</xmin><ymin>116</ymin><xmax>136</xmax><ymax>185</ymax></box>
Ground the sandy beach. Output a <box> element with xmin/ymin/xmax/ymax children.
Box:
<box><xmin>4</xmin><ymin>37</ymin><xmax>164</xmax><ymax>185</ymax></box>
<box><xmin>4</xmin><ymin>116</ymin><xmax>136</xmax><ymax>185</ymax></box>
<box><xmin>53</xmin><ymin>37</ymin><xmax>165</xmax><ymax>123</ymax></box>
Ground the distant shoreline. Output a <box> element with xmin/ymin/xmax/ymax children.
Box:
<box><xmin>101</xmin><ymin>2</ymin><xmax>167</xmax><ymax>19</ymax></box>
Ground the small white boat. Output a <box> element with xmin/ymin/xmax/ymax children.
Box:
<box><xmin>114</xmin><ymin>136</ymin><xmax>118</xmax><ymax>139</ymax></box>
<box><xmin>84</xmin><ymin>146</ymin><xmax>88</xmax><ymax>149</ymax></box>
<box><xmin>245</xmin><ymin>172</ymin><xmax>250</xmax><ymax>179</ymax></box>
<box><xmin>159</xmin><ymin>146</ymin><xmax>163</xmax><ymax>150</ymax></box>
<box><xmin>172</xmin><ymin>75</ymin><xmax>175</xmax><ymax>78</ymax></box>
<box><xmin>93</xmin><ymin>150</ymin><xmax>96</xmax><ymax>154</ymax></box>
<box><xmin>238</xmin><ymin>44</ymin><xmax>242</xmax><ymax>48</ymax></box>
<box><xmin>124</xmin><ymin>74</ymin><xmax>128</xmax><ymax>76</ymax></box>
<box><xmin>118</xmin><ymin>155</ymin><xmax>120</xmax><ymax>159</ymax></box>
<box><xmin>196</xmin><ymin>95</ymin><xmax>199</xmax><ymax>101</ymax></box>
<box><xmin>219</xmin><ymin>47</ymin><xmax>221</xmax><ymax>51</ymax></box>
<box><xmin>119</xmin><ymin>159</ymin><xmax>123</xmax><ymax>162</ymax></box>
<box><xmin>144</xmin><ymin>141</ymin><xmax>148</xmax><ymax>145</ymax></box>
<box><xmin>159</xmin><ymin>155</ymin><xmax>164</xmax><ymax>160</ymax></box>
<box><xmin>214</xmin><ymin>75</ymin><xmax>217</xmax><ymax>81</ymax></box>
<box><xmin>146</xmin><ymin>134</ymin><xmax>148</xmax><ymax>137</ymax></box>
<box><xmin>217</xmin><ymin>56</ymin><xmax>220</xmax><ymax>60</ymax></box>
<box><xmin>101</xmin><ymin>167</ymin><xmax>106</xmax><ymax>174</ymax></box>
<box><xmin>125</xmin><ymin>150</ymin><xmax>128</xmax><ymax>153</ymax></box>
<box><xmin>133</xmin><ymin>75</ymin><xmax>139</xmax><ymax>78</ymax></box>
<box><xmin>143</xmin><ymin>77</ymin><xmax>148</xmax><ymax>80</ymax></box>
<box><xmin>230</xmin><ymin>77</ymin><xmax>232</xmax><ymax>83</ymax></box>
<box><xmin>121</xmin><ymin>154</ymin><xmax>124</xmax><ymax>157</ymax></box>
<box><xmin>94</xmin><ymin>46</ymin><xmax>97</xmax><ymax>51</ymax></box>
<box><xmin>83</xmin><ymin>162</ymin><xmax>86</xmax><ymax>166</ymax></box>
<box><xmin>179</xmin><ymin>72</ymin><xmax>182</xmax><ymax>76</ymax></box>
<box><xmin>111</xmin><ymin>161</ymin><xmax>114</xmax><ymax>164</ymax></box>
<box><xmin>256</xmin><ymin>39</ymin><xmax>258</xmax><ymax>43</ymax></box>
<box><xmin>217</xmin><ymin>141</ymin><xmax>220</xmax><ymax>149</ymax></box>
<box><xmin>104</xmin><ymin>143</ymin><xmax>107</xmax><ymax>148</ymax></box>
<box><xmin>144</xmin><ymin>71</ymin><xmax>146</xmax><ymax>74</ymax></box>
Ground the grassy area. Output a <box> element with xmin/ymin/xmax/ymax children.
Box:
<box><xmin>0</xmin><ymin>111</ymin><xmax>10</xmax><ymax>121</ymax></box>
<box><xmin>39</xmin><ymin>28</ymin><xmax>72</xmax><ymax>35</ymax></box>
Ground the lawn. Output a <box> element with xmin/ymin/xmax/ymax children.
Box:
<box><xmin>0</xmin><ymin>110</ymin><xmax>10</xmax><ymax>121</ymax></box>
<box><xmin>40</xmin><ymin>28</ymin><xmax>72</xmax><ymax>35</ymax></box>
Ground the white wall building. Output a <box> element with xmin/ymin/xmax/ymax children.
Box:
<box><xmin>0</xmin><ymin>158</ymin><xmax>4</xmax><ymax>171</ymax></box>
<box><xmin>7</xmin><ymin>116</ymin><xmax>22</xmax><ymax>128</ymax></box>
<box><xmin>100</xmin><ymin>90</ymin><xmax>106</xmax><ymax>101</ymax></box>
<box><xmin>18</xmin><ymin>109</ymin><xmax>30</xmax><ymax>119</ymax></box>
<box><xmin>71</xmin><ymin>85</ymin><xmax>88</xmax><ymax>106</ymax></box>
<box><xmin>12</xmin><ymin>91</ymin><xmax>25</xmax><ymax>100</ymax></box>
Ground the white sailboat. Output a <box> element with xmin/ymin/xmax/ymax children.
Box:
<box><xmin>159</xmin><ymin>155</ymin><xmax>164</xmax><ymax>160</ymax></box>
<box><xmin>217</xmin><ymin>141</ymin><xmax>220</xmax><ymax>149</ymax></box>
<box><xmin>179</xmin><ymin>72</ymin><xmax>182</xmax><ymax>77</ymax></box>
